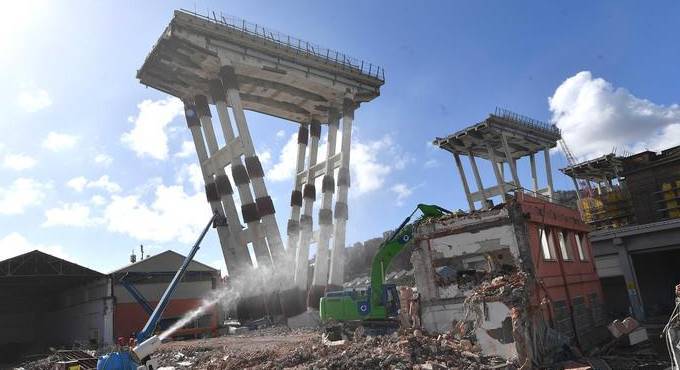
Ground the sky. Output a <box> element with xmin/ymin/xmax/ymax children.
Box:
<box><xmin>1</xmin><ymin>1</ymin><xmax>679</xmax><ymax>275</ymax></box>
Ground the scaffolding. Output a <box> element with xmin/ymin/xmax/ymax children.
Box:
<box><xmin>560</xmin><ymin>153</ymin><xmax>634</xmax><ymax>230</ymax></box>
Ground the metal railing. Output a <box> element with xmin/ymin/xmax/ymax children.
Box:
<box><xmin>178</xmin><ymin>9</ymin><xmax>385</xmax><ymax>82</ymax></box>
<box><xmin>493</xmin><ymin>107</ymin><xmax>561</xmax><ymax>136</ymax></box>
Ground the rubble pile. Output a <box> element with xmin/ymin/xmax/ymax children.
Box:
<box><xmin>307</xmin><ymin>331</ymin><xmax>508</xmax><ymax>370</ymax></box>
<box><xmin>457</xmin><ymin>271</ymin><xmax>528</xmax><ymax>339</ymax></box>
<box><xmin>153</xmin><ymin>329</ymin><xmax>509</xmax><ymax>369</ymax></box>
<box><xmin>467</xmin><ymin>271</ymin><xmax>527</xmax><ymax>301</ymax></box>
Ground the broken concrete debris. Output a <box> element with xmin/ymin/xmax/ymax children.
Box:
<box><xmin>150</xmin><ymin>326</ymin><xmax>508</xmax><ymax>370</ymax></box>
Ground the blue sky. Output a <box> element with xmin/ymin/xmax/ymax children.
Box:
<box><xmin>1</xmin><ymin>1</ymin><xmax>679</xmax><ymax>274</ymax></box>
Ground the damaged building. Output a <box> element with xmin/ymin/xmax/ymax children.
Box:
<box><xmin>418</xmin><ymin>109</ymin><xmax>606</xmax><ymax>365</ymax></box>
<box><xmin>562</xmin><ymin>144</ymin><xmax>680</xmax><ymax>322</ymax></box>
<box><xmin>411</xmin><ymin>194</ymin><xmax>605</xmax><ymax>363</ymax></box>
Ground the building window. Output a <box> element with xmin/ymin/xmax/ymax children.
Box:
<box><xmin>539</xmin><ymin>226</ymin><xmax>556</xmax><ymax>260</ymax></box>
<box><xmin>575</xmin><ymin>233</ymin><xmax>588</xmax><ymax>261</ymax></box>
<box><xmin>558</xmin><ymin>231</ymin><xmax>572</xmax><ymax>260</ymax></box>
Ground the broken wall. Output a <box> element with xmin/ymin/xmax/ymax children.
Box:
<box><xmin>412</xmin><ymin>208</ymin><xmax>524</xmax><ymax>361</ymax></box>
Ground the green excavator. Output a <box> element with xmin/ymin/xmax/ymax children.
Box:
<box><xmin>319</xmin><ymin>204</ymin><xmax>450</xmax><ymax>335</ymax></box>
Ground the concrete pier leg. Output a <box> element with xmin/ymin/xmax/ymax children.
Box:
<box><xmin>453</xmin><ymin>152</ymin><xmax>475</xmax><ymax>211</ymax></box>
<box><xmin>501</xmin><ymin>133</ymin><xmax>521</xmax><ymax>190</ymax></box>
<box><xmin>287</xmin><ymin>124</ymin><xmax>308</xmax><ymax>259</ymax></box>
<box><xmin>308</xmin><ymin>109</ymin><xmax>339</xmax><ymax>308</ymax></box>
<box><xmin>328</xmin><ymin>97</ymin><xmax>354</xmax><ymax>292</ymax></box>
<box><xmin>218</xmin><ymin>67</ymin><xmax>275</xmax><ymax>269</ymax></box>
<box><xmin>530</xmin><ymin>153</ymin><xmax>538</xmax><ymax>193</ymax></box>
<box><xmin>487</xmin><ymin>144</ymin><xmax>507</xmax><ymax>202</ymax></box>
<box><xmin>194</xmin><ymin>95</ymin><xmax>252</xmax><ymax>275</ymax></box>
<box><xmin>468</xmin><ymin>151</ymin><xmax>488</xmax><ymax>209</ymax></box>
<box><xmin>183</xmin><ymin>101</ymin><xmax>243</xmax><ymax>277</ymax></box>
<box><xmin>207</xmin><ymin>83</ymin><xmax>249</xmax><ymax>248</ymax></box>
<box><xmin>543</xmin><ymin>147</ymin><xmax>554</xmax><ymax>199</ymax></box>
<box><xmin>295</xmin><ymin>120</ymin><xmax>320</xmax><ymax>296</ymax></box>
<box><xmin>282</xmin><ymin>123</ymin><xmax>309</xmax><ymax>316</ymax></box>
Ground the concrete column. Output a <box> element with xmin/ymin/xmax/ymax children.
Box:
<box><xmin>571</xmin><ymin>177</ymin><xmax>582</xmax><ymax>200</ymax></box>
<box><xmin>615</xmin><ymin>238</ymin><xmax>645</xmax><ymax>319</ymax></box>
<box><xmin>328</xmin><ymin>97</ymin><xmax>354</xmax><ymax>291</ymax></box>
<box><xmin>309</xmin><ymin>109</ymin><xmax>339</xmax><ymax>307</ymax></box>
<box><xmin>453</xmin><ymin>152</ymin><xmax>475</xmax><ymax>211</ymax></box>
<box><xmin>219</xmin><ymin>66</ymin><xmax>274</xmax><ymax>267</ymax></box>
<box><xmin>530</xmin><ymin>153</ymin><xmax>538</xmax><ymax>193</ymax></box>
<box><xmin>486</xmin><ymin>144</ymin><xmax>506</xmax><ymax>202</ymax></box>
<box><xmin>501</xmin><ymin>133</ymin><xmax>521</xmax><ymax>190</ymax></box>
<box><xmin>220</xmin><ymin>67</ymin><xmax>285</xmax><ymax>262</ymax></box>
<box><xmin>467</xmin><ymin>151</ymin><xmax>488</xmax><ymax>209</ymax></box>
<box><xmin>287</xmin><ymin>124</ymin><xmax>308</xmax><ymax>260</ymax></box>
<box><xmin>183</xmin><ymin>101</ymin><xmax>243</xmax><ymax>276</ymax></box>
<box><xmin>543</xmin><ymin>147</ymin><xmax>554</xmax><ymax>199</ymax></box>
<box><xmin>194</xmin><ymin>94</ymin><xmax>251</xmax><ymax>273</ymax></box>
<box><xmin>282</xmin><ymin>122</ymin><xmax>309</xmax><ymax>315</ymax></box>
<box><xmin>295</xmin><ymin>120</ymin><xmax>321</xmax><ymax>292</ymax></box>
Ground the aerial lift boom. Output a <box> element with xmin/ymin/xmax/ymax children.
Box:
<box><xmin>97</xmin><ymin>212</ymin><xmax>224</xmax><ymax>370</ymax></box>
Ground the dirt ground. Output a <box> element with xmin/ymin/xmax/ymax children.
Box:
<box><xmin>154</xmin><ymin>328</ymin><xmax>320</xmax><ymax>369</ymax></box>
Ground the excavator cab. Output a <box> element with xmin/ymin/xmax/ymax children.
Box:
<box><xmin>382</xmin><ymin>284</ymin><xmax>400</xmax><ymax>317</ymax></box>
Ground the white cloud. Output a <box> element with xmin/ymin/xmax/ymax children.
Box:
<box><xmin>43</xmin><ymin>203</ymin><xmax>99</xmax><ymax>227</ymax></box>
<box><xmin>268</xmin><ymin>134</ymin><xmax>299</xmax><ymax>182</ymax></box>
<box><xmin>276</xmin><ymin>130</ymin><xmax>286</xmax><ymax>138</ymax></box>
<box><xmin>175</xmin><ymin>140</ymin><xmax>195</xmax><ymax>158</ymax></box>
<box><xmin>550</xmin><ymin>71</ymin><xmax>680</xmax><ymax>160</ymax></box>
<box><xmin>42</xmin><ymin>132</ymin><xmax>78</xmax><ymax>151</ymax></box>
<box><xmin>258</xmin><ymin>150</ymin><xmax>272</xmax><ymax>169</ymax></box>
<box><xmin>94</xmin><ymin>153</ymin><xmax>113</xmax><ymax>166</ymax></box>
<box><xmin>88</xmin><ymin>175</ymin><xmax>122</xmax><ymax>193</ymax></box>
<box><xmin>0</xmin><ymin>232</ymin><xmax>68</xmax><ymax>262</ymax></box>
<box><xmin>66</xmin><ymin>175</ymin><xmax>121</xmax><ymax>193</ymax></box>
<box><xmin>90</xmin><ymin>195</ymin><xmax>106</xmax><ymax>206</ymax></box>
<box><xmin>267</xmin><ymin>132</ymin><xmax>403</xmax><ymax>195</ymax></box>
<box><xmin>67</xmin><ymin>176</ymin><xmax>88</xmax><ymax>192</ymax></box>
<box><xmin>176</xmin><ymin>163</ymin><xmax>204</xmax><ymax>193</ymax></box>
<box><xmin>0</xmin><ymin>178</ymin><xmax>50</xmax><ymax>215</ymax></box>
<box><xmin>3</xmin><ymin>153</ymin><xmax>36</xmax><ymax>170</ymax></box>
<box><xmin>390</xmin><ymin>183</ymin><xmax>414</xmax><ymax>206</ymax></box>
<box><xmin>424</xmin><ymin>159</ymin><xmax>439</xmax><ymax>168</ymax></box>
<box><xmin>350</xmin><ymin>136</ymin><xmax>393</xmax><ymax>194</ymax></box>
<box><xmin>17</xmin><ymin>88</ymin><xmax>52</xmax><ymax>112</ymax></box>
<box><xmin>122</xmin><ymin>97</ymin><xmax>184</xmax><ymax>160</ymax></box>
<box><xmin>104</xmin><ymin>184</ymin><xmax>208</xmax><ymax>244</ymax></box>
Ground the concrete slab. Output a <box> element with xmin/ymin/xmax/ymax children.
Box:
<box><xmin>138</xmin><ymin>10</ymin><xmax>384</xmax><ymax>123</ymax></box>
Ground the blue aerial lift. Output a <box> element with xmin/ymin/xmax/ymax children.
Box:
<box><xmin>96</xmin><ymin>212</ymin><xmax>225</xmax><ymax>370</ymax></box>
<box><xmin>119</xmin><ymin>273</ymin><xmax>155</xmax><ymax>316</ymax></box>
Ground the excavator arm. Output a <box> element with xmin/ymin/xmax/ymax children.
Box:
<box><xmin>368</xmin><ymin>204</ymin><xmax>450</xmax><ymax>311</ymax></box>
